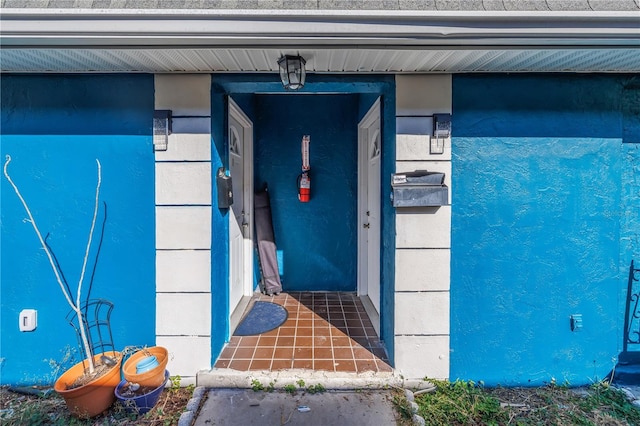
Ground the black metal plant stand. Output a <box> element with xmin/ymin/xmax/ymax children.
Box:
<box><xmin>621</xmin><ymin>260</ymin><xmax>640</xmax><ymax>364</ymax></box>
<box><xmin>66</xmin><ymin>299</ymin><xmax>116</xmax><ymax>371</ymax></box>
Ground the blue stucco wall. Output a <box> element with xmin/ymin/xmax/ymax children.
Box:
<box><xmin>451</xmin><ymin>74</ymin><xmax>638</xmax><ymax>386</ymax></box>
<box><xmin>1</xmin><ymin>74</ymin><xmax>155</xmax><ymax>385</ymax></box>
<box><xmin>254</xmin><ymin>94</ymin><xmax>358</xmax><ymax>291</ymax></box>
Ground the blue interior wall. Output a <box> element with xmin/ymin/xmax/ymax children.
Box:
<box><xmin>254</xmin><ymin>94</ymin><xmax>358</xmax><ymax>291</ymax></box>
<box><xmin>0</xmin><ymin>74</ymin><xmax>155</xmax><ymax>385</ymax></box>
<box><xmin>450</xmin><ymin>74</ymin><xmax>637</xmax><ymax>386</ymax></box>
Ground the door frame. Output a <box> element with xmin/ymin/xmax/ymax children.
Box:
<box><xmin>357</xmin><ymin>97</ymin><xmax>382</xmax><ymax>336</ymax></box>
<box><xmin>228</xmin><ymin>97</ymin><xmax>255</xmax><ymax>333</ymax></box>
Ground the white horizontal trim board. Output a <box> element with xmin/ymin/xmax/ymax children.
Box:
<box><xmin>171</xmin><ymin>117</ymin><xmax>211</xmax><ymax>134</ymax></box>
<box><xmin>155</xmin><ymin>133</ymin><xmax>212</xmax><ymax>162</ymax></box>
<box><xmin>156</xmin><ymin>293</ymin><xmax>211</xmax><ymax>336</ymax></box>
<box><xmin>155</xmin><ymin>162</ymin><xmax>212</xmax><ymax>205</ymax></box>
<box><xmin>156</xmin><ymin>206</ymin><xmax>212</xmax><ymax>250</ymax></box>
<box><xmin>396</xmin><ymin>206</ymin><xmax>452</xmax><ymax>249</ymax></box>
<box><xmin>396</xmin><ymin>134</ymin><xmax>452</xmax><ymax>161</ymax></box>
<box><xmin>394</xmin><ymin>335</ymin><xmax>450</xmax><ymax>380</ymax></box>
<box><xmin>395</xmin><ymin>292</ymin><xmax>450</xmax><ymax>335</ymax></box>
<box><xmin>396</xmin><ymin>116</ymin><xmax>433</xmax><ymax>135</ymax></box>
<box><xmin>156</xmin><ymin>250</ymin><xmax>211</xmax><ymax>293</ymax></box>
<box><xmin>395</xmin><ymin>249</ymin><xmax>450</xmax><ymax>292</ymax></box>
<box><xmin>156</xmin><ymin>336</ymin><xmax>210</xmax><ymax>384</ymax></box>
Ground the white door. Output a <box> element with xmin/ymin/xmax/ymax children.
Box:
<box><xmin>228</xmin><ymin>98</ymin><xmax>253</xmax><ymax>329</ymax></box>
<box><xmin>358</xmin><ymin>98</ymin><xmax>382</xmax><ymax>334</ymax></box>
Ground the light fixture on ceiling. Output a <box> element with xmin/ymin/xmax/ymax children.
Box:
<box><xmin>278</xmin><ymin>55</ymin><xmax>306</xmax><ymax>90</ymax></box>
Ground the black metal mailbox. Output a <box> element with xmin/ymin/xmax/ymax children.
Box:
<box><xmin>391</xmin><ymin>170</ymin><xmax>448</xmax><ymax>207</ymax></box>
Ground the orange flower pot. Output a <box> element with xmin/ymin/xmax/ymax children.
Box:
<box><xmin>54</xmin><ymin>351</ymin><xmax>122</xmax><ymax>418</ymax></box>
<box><xmin>122</xmin><ymin>346</ymin><xmax>169</xmax><ymax>388</ymax></box>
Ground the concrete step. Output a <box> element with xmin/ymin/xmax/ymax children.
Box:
<box><xmin>612</xmin><ymin>363</ymin><xmax>640</xmax><ymax>386</ymax></box>
<box><xmin>196</xmin><ymin>367</ymin><xmax>435</xmax><ymax>390</ymax></box>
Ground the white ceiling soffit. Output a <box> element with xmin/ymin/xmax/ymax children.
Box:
<box><xmin>1</xmin><ymin>9</ymin><xmax>639</xmax><ymax>73</ymax></box>
<box><xmin>2</xmin><ymin>47</ymin><xmax>639</xmax><ymax>73</ymax></box>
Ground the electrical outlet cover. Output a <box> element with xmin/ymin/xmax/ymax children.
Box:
<box><xmin>19</xmin><ymin>309</ymin><xmax>37</xmax><ymax>332</ymax></box>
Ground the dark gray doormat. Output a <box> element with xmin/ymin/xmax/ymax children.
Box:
<box><xmin>233</xmin><ymin>301</ymin><xmax>288</xmax><ymax>336</ymax></box>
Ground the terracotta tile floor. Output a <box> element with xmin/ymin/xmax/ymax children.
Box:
<box><xmin>214</xmin><ymin>292</ymin><xmax>392</xmax><ymax>373</ymax></box>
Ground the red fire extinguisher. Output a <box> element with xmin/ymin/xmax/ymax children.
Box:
<box><xmin>298</xmin><ymin>171</ymin><xmax>310</xmax><ymax>202</ymax></box>
<box><xmin>298</xmin><ymin>135</ymin><xmax>311</xmax><ymax>202</ymax></box>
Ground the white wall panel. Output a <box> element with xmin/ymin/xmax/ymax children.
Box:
<box><xmin>155</xmin><ymin>133</ymin><xmax>211</xmax><ymax>162</ymax></box>
<box><xmin>396</xmin><ymin>206</ymin><xmax>451</xmax><ymax>249</ymax></box>
<box><xmin>394</xmin><ymin>335</ymin><xmax>449</xmax><ymax>380</ymax></box>
<box><xmin>155</xmin><ymin>162</ymin><xmax>212</xmax><ymax>205</ymax></box>
<box><xmin>156</xmin><ymin>293</ymin><xmax>211</xmax><ymax>336</ymax></box>
<box><xmin>396</xmin><ymin>134</ymin><xmax>451</xmax><ymax>161</ymax></box>
<box><xmin>156</xmin><ymin>206</ymin><xmax>211</xmax><ymax>250</ymax></box>
<box><xmin>395</xmin><ymin>292</ymin><xmax>450</xmax><ymax>335</ymax></box>
<box><xmin>154</xmin><ymin>74</ymin><xmax>211</xmax><ymax>116</ymax></box>
<box><xmin>171</xmin><ymin>117</ymin><xmax>211</xmax><ymax>134</ymax></box>
<box><xmin>396</xmin><ymin>74</ymin><xmax>452</xmax><ymax>116</ymax></box>
<box><xmin>155</xmin><ymin>73</ymin><xmax>214</xmax><ymax>377</ymax></box>
<box><xmin>395</xmin><ymin>249</ymin><xmax>450</xmax><ymax>292</ymax></box>
<box><xmin>156</xmin><ymin>250</ymin><xmax>211</xmax><ymax>293</ymax></box>
<box><xmin>156</xmin><ymin>336</ymin><xmax>211</xmax><ymax>384</ymax></box>
<box><xmin>394</xmin><ymin>74</ymin><xmax>452</xmax><ymax>381</ymax></box>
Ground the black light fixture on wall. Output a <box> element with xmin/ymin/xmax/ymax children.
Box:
<box><xmin>278</xmin><ymin>55</ymin><xmax>306</xmax><ymax>90</ymax></box>
<box><xmin>153</xmin><ymin>109</ymin><xmax>172</xmax><ymax>152</ymax></box>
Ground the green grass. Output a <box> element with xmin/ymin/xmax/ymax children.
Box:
<box><xmin>412</xmin><ymin>380</ymin><xmax>506</xmax><ymax>425</ymax></box>
<box><xmin>1</xmin><ymin>385</ymin><xmax>194</xmax><ymax>426</ymax></box>
<box><xmin>394</xmin><ymin>379</ymin><xmax>640</xmax><ymax>426</ymax></box>
<box><xmin>305</xmin><ymin>383</ymin><xmax>326</xmax><ymax>394</ymax></box>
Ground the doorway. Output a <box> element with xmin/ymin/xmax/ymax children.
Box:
<box><xmin>216</xmin><ymin>85</ymin><xmax>392</xmax><ymax>373</ymax></box>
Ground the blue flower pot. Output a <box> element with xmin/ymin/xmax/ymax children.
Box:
<box><xmin>114</xmin><ymin>370</ymin><xmax>169</xmax><ymax>415</ymax></box>
<box><xmin>136</xmin><ymin>356</ymin><xmax>159</xmax><ymax>374</ymax></box>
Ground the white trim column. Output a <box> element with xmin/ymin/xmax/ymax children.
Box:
<box><xmin>154</xmin><ymin>74</ymin><xmax>212</xmax><ymax>385</ymax></box>
<box><xmin>394</xmin><ymin>74</ymin><xmax>452</xmax><ymax>380</ymax></box>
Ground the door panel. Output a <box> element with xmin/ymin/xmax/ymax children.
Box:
<box><xmin>358</xmin><ymin>98</ymin><xmax>382</xmax><ymax>332</ymax></box>
<box><xmin>228</xmin><ymin>114</ymin><xmax>244</xmax><ymax>313</ymax></box>
<box><xmin>367</xmin><ymin>127</ymin><xmax>381</xmax><ymax>313</ymax></box>
<box><xmin>228</xmin><ymin>99</ymin><xmax>253</xmax><ymax>326</ymax></box>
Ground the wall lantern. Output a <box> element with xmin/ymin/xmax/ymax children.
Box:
<box><xmin>153</xmin><ymin>109</ymin><xmax>172</xmax><ymax>152</ymax></box>
<box><xmin>431</xmin><ymin>113</ymin><xmax>451</xmax><ymax>155</ymax></box>
<box><xmin>278</xmin><ymin>55</ymin><xmax>306</xmax><ymax>90</ymax></box>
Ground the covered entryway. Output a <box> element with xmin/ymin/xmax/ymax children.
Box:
<box><xmin>211</xmin><ymin>76</ymin><xmax>396</xmax><ymax>373</ymax></box>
